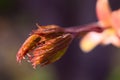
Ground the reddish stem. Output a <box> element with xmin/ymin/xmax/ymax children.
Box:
<box><xmin>65</xmin><ymin>22</ymin><xmax>104</xmax><ymax>38</ymax></box>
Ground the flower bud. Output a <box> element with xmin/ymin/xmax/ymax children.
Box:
<box><xmin>16</xmin><ymin>25</ymin><xmax>72</xmax><ymax>68</ymax></box>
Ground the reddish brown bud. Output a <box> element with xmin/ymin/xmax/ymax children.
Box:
<box><xmin>16</xmin><ymin>25</ymin><xmax>72</xmax><ymax>68</ymax></box>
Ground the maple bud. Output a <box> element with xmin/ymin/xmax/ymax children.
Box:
<box><xmin>16</xmin><ymin>24</ymin><xmax>72</xmax><ymax>68</ymax></box>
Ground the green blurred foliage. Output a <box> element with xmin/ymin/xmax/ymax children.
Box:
<box><xmin>108</xmin><ymin>67</ymin><xmax>120</xmax><ymax>80</ymax></box>
<box><xmin>107</xmin><ymin>50</ymin><xmax>120</xmax><ymax>80</ymax></box>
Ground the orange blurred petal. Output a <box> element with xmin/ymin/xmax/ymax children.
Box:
<box><xmin>96</xmin><ymin>0</ymin><xmax>111</xmax><ymax>27</ymax></box>
<box><xmin>80</xmin><ymin>32</ymin><xmax>103</xmax><ymax>52</ymax></box>
<box><xmin>101</xmin><ymin>28</ymin><xmax>120</xmax><ymax>47</ymax></box>
<box><xmin>111</xmin><ymin>9</ymin><xmax>120</xmax><ymax>36</ymax></box>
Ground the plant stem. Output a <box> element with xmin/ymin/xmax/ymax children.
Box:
<box><xmin>65</xmin><ymin>22</ymin><xmax>104</xmax><ymax>38</ymax></box>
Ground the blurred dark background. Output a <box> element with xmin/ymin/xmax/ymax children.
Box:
<box><xmin>0</xmin><ymin>0</ymin><xmax>120</xmax><ymax>80</ymax></box>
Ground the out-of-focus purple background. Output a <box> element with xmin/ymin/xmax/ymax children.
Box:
<box><xmin>0</xmin><ymin>0</ymin><xmax>120</xmax><ymax>80</ymax></box>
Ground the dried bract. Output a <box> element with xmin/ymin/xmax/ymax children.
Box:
<box><xmin>16</xmin><ymin>25</ymin><xmax>72</xmax><ymax>68</ymax></box>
